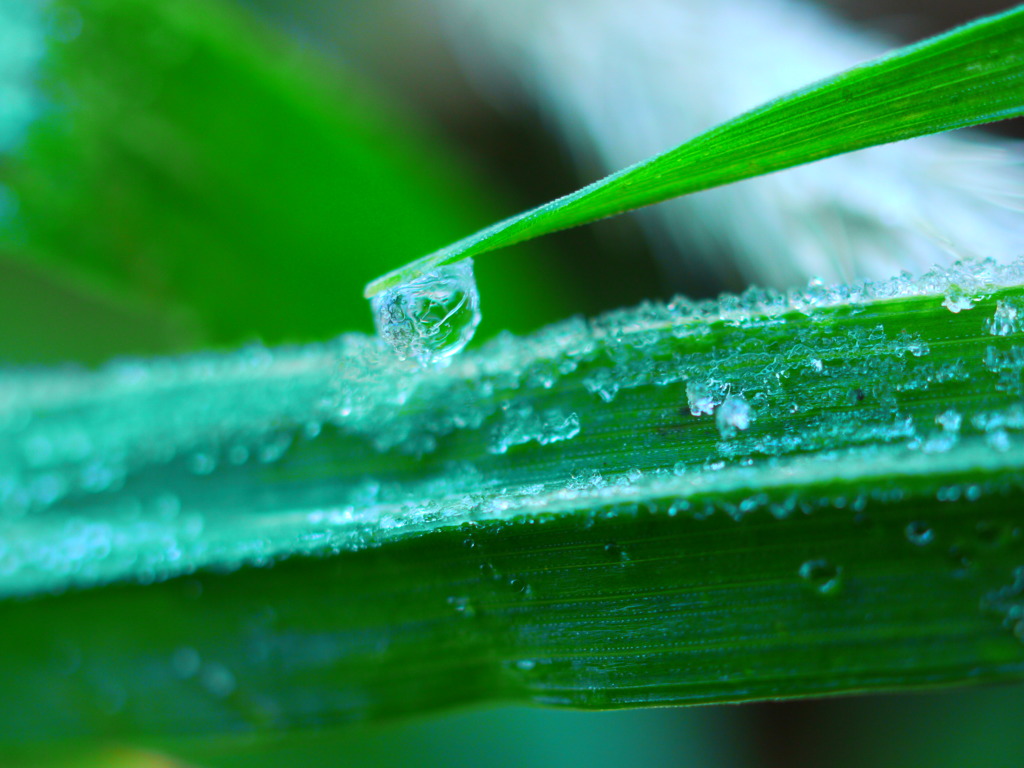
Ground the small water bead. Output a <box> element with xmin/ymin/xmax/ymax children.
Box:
<box><xmin>905</xmin><ymin>521</ymin><xmax>934</xmax><ymax>546</ymax></box>
<box><xmin>446</xmin><ymin>595</ymin><xmax>477</xmax><ymax>617</ymax></box>
<box><xmin>988</xmin><ymin>429</ymin><xmax>1012</xmax><ymax>453</ymax></box>
<box><xmin>188</xmin><ymin>452</ymin><xmax>217</xmax><ymax>475</ymax></box>
<box><xmin>370</xmin><ymin>259</ymin><xmax>481</xmax><ymax>366</ymax></box>
<box><xmin>941</xmin><ymin>288</ymin><xmax>975</xmax><ymax>313</ymax></box>
<box><xmin>987</xmin><ymin>300</ymin><xmax>1021</xmax><ymax>337</ymax></box>
<box><xmin>716</xmin><ymin>394</ymin><xmax>751</xmax><ymax>439</ymax></box>
<box><xmin>686</xmin><ymin>381</ymin><xmax>716</xmax><ymax>416</ymax></box>
<box><xmin>935</xmin><ymin>409</ymin><xmax>962</xmax><ymax>432</ymax></box>
<box><xmin>799</xmin><ymin>558</ymin><xmax>843</xmax><ymax>595</ymax></box>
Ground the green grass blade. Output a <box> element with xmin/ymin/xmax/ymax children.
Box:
<box><xmin>0</xmin><ymin>0</ymin><xmax>568</xmax><ymax>351</ymax></box>
<box><xmin>365</xmin><ymin>5</ymin><xmax>1024</xmax><ymax>298</ymax></box>
<box><xmin>4</xmin><ymin>261</ymin><xmax>1024</xmax><ymax>747</ymax></box>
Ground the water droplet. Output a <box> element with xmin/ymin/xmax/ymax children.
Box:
<box><xmin>942</xmin><ymin>288</ymin><xmax>974</xmax><ymax>313</ymax></box>
<box><xmin>1014</xmin><ymin>619</ymin><xmax>1024</xmax><ymax>642</ymax></box>
<box><xmin>686</xmin><ymin>381</ymin><xmax>716</xmax><ymax>416</ymax></box>
<box><xmin>987</xmin><ymin>300</ymin><xmax>1021</xmax><ymax>336</ymax></box>
<box><xmin>799</xmin><ymin>558</ymin><xmax>843</xmax><ymax>595</ymax></box>
<box><xmin>603</xmin><ymin>541</ymin><xmax>629</xmax><ymax>562</ymax></box>
<box><xmin>905</xmin><ymin>521</ymin><xmax>934</xmax><ymax>546</ymax></box>
<box><xmin>200</xmin><ymin>662</ymin><xmax>236</xmax><ymax>698</ymax></box>
<box><xmin>509</xmin><ymin>578</ymin><xmax>529</xmax><ymax>595</ymax></box>
<box><xmin>171</xmin><ymin>647</ymin><xmax>201</xmax><ymax>679</ymax></box>
<box><xmin>370</xmin><ymin>259</ymin><xmax>481</xmax><ymax>366</ymax></box>
<box><xmin>716</xmin><ymin>394</ymin><xmax>751</xmax><ymax>439</ymax></box>
<box><xmin>515</xmin><ymin>659</ymin><xmax>537</xmax><ymax>671</ymax></box>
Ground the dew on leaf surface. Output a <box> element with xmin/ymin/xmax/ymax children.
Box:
<box><xmin>799</xmin><ymin>558</ymin><xmax>843</xmax><ymax>595</ymax></box>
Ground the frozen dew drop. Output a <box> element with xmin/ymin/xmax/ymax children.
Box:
<box><xmin>171</xmin><ymin>647</ymin><xmax>202</xmax><ymax>679</ymax></box>
<box><xmin>716</xmin><ymin>394</ymin><xmax>752</xmax><ymax>439</ymax></box>
<box><xmin>446</xmin><ymin>595</ymin><xmax>477</xmax><ymax>618</ymax></box>
<box><xmin>370</xmin><ymin>259</ymin><xmax>481</xmax><ymax>366</ymax></box>
<box><xmin>941</xmin><ymin>288</ymin><xmax>974</xmax><ymax>314</ymax></box>
<box><xmin>686</xmin><ymin>381</ymin><xmax>715</xmax><ymax>416</ymax></box>
<box><xmin>987</xmin><ymin>300</ymin><xmax>1020</xmax><ymax>337</ymax></box>
<box><xmin>200</xmin><ymin>662</ymin><xmax>237</xmax><ymax>699</ymax></box>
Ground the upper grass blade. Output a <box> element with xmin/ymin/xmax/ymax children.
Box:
<box><xmin>0</xmin><ymin>0</ymin><xmax>568</xmax><ymax>353</ymax></box>
<box><xmin>365</xmin><ymin>5</ymin><xmax>1024</xmax><ymax>297</ymax></box>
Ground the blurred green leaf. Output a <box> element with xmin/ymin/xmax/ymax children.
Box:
<box><xmin>366</xmin><ymin>4</ymin><xmax>1024</xmax><ymax>297</ymax></box>
<box><xmin>0</xmin><ymin>250</ymin><xmax>200</xmax><ymax>363</ymax></box>
<box><xmin>0</xmin><ymin>0</ymin><xmax>569</xmax><ymax>358</ymax></box>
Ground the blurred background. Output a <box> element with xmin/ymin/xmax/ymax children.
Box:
<box><xmin>2</xmin><ymin>0</ymin><xmax>1024</xmax><ymax>765</ymax></box>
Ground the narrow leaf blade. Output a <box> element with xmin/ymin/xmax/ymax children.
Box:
<box><xmin>366</xmin><ymin>5</ymin><xmax>1024</xmax><ymax>297</ymax></box>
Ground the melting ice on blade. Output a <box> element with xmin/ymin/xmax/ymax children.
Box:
<box><xmin>370</xmin><ymin>259</ymin><xmax>481</xmax><ymax>366</ymax></box>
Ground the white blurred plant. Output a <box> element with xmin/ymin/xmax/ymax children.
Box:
<box><xmin>437</xmin><ymin>0</ymin><xmax>1024</xmax><ymax>289</ymax></box>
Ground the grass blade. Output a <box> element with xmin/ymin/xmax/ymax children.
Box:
<box><xmin>4</xmin><ymin>261</ymin><xmax>1024</xmax><ymax>746</ymax></box>
<box><xmin>365</xmin><ymin>5</ymin><xmax>1024</xmax><ymax>297</ymax></box>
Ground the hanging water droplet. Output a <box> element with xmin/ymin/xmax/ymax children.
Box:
<box><xmin>987</xmin><ymin>299</ymin><xmax>1021</xmax><ymax>336</ymax></box>
<box><xmin>941</xmin><ymin>288</ymin><xmax>974</xmax><ymax>313</ymax></box>
<box><xmin>370</xmin><ymin>259</ymin><xmax>481</xmax><ymax>366</ymax></box>
<box><xmin>685</xmin><ymin>381</ymin><xmax>715</xmax><ymax>416</ymax></box>
<box><xmin>446</xmin><ymin>595</ymin><xmax>477</xmax><ymax>618</ymax></box>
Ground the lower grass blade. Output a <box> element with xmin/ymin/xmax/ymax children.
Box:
<box><xmin>3</xmin><ymin>260</ymin><xmax>1024</xmax><ymax>749</ymax></box>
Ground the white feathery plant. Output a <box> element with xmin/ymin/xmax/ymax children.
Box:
<box><xmin>437</xmin><ymin>0</ymin><xmax>1024</xmax><ymax>288</ymax></box>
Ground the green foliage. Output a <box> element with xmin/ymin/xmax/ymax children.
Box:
<box><xmin>0</xmin><ymin>0</ymin><xmax>567</xmax><ymax>358</ymax></box>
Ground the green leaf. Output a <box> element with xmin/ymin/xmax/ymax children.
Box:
<box><xmin>365</xmin><ymin>5</ymin><xmax>1024</xmax><ymax>298</ymax></box>
<box><xmin>0</xmin><ymin>251</ymin><xmax>200</xmax><ymax>364</ymax></box>
<box><xmin>3</xmin><ymin>261</ymin><xmax>1024</xmax><ymax>750</ymax></box>
<box><xmin>0</xmin><ymin>0</ymin><xmax>569</xmax><ymax>353</ymax></box>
